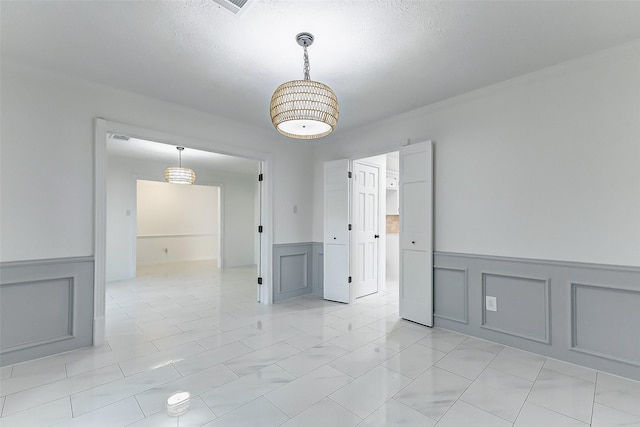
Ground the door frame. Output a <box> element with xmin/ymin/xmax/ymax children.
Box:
<box><xmin>94</xmin><ymin>118</ymin><xmax>274</xmax><ymax>346</ymax></box>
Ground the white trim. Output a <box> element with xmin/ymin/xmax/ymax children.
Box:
<box><xmin>260</xmin><ymin>155</ymin><xmax>274</xmax><ymax>304</ymax></box>
<box><xmin>131</xmin><ymin>174</ymin><xmax>138</xmax><ymax>278</ymax></box>
<box><xmin>94</xmin><ymin>118</ymin><xmax>107</xmax><ymax>346</ymax></box>
<box><xmin>93</xmin><ymin>316</ymin><xmax>105</xmax><ymax>347</ymax></box>
<box><xmin>94</xmin><ymin>119</ymin><xmax>275</xmax><ymax>345</ymax></box>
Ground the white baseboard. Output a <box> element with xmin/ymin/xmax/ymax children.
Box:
<box><xmin>93</xmin><ymin>316</ymin><xmax>105</xmax><ymax>346</ymax></box>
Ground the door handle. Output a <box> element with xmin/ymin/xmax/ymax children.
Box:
<box><xmin>374</xmin><ymin>234</ymin><xmax>379</xmax><ymax>239</ymax></box>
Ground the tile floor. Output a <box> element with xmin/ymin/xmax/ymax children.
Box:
<box><xmin>1</xmin><ymin>261</ymin><xmax>639</xmax><ymax>426</ymax></box>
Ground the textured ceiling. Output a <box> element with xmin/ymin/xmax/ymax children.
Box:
<box><xmin>3</xmin><ymin>1</ymin><xmax>640</xmax><ymax>139</ymax></box>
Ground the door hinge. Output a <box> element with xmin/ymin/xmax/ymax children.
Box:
<box><xmin>258</xmin><ymin>225</ymin><xmax>263</xmax><ymax>233</ymax></box>
<box><xmin>348</xmin><ymin>276</ymin><xmax>352</xmax><ymax>284</ymax></box>
<box><xmin>348</xmin><ymin>171</ymin><xmax>352</xmax><ymax>178</ymax></box>
<box><xmin>258</xmin><ymin>277</ymin><xmax>263</xmax><ymax>285</ymax></box>
<box><xmin>348</xmin><ymin>224</ymin><xmax>352</xmax><ymax>231</ymax></box>
<box><xmin>258</xmin><ymin>173</ymin><xmax>263</xmax><ymax>182</ymax></box>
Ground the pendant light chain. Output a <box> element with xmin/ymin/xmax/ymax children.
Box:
<box><xmin>303</xmin><ymin>45</ymin><xmax>310</xmax><ymax>81</ymax></box>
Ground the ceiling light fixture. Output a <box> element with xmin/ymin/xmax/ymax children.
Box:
<box><xmin>270</xmin><ymin>32</ymin><xmax>339</xmax><ymax>140</ymax></box>
<box><xmin>164</xmin><ymin>147</ymin><xmax>196</xmax><ymax>184</ymax></box>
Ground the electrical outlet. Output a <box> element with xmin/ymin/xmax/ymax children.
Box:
<box><xmin>486</xmin><ymin>296</ymin><xmax>497</xmax><ymax>312</ymax></box>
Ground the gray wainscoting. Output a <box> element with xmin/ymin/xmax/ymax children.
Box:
<box><xmin>434</xmin><ymin>252</ymin><xmax>640</xmax><ymax>381</ymax></box>
<box><xmin>311</xmin><ymin>242</ymin><xmax>324</xmax><ymax>296</ymax></box>
<box><xmin>276</xmin><ymin>245</ymin><xmax>640</xmax><ymax>380</ymax></box>
<box><xmin>0</xmin><ymin>257</ymin><xmax>94</xmax><ymax>366</ymax></box>
<box><xmin>273</xmin><ymin>243</ymin><xmax>314</xmax><ymax>302</ymax></box>
<box><xmin>481</xmin><ymin>272</ymin><xmax>550</xmax><ymax>344</ymax></box>
<box><xmin>433</xmin><ymin>267</ymin><xmax>468</xmax><ymax>324</ymax></box>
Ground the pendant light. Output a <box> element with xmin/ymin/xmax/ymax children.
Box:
<box><xmin>164</xmin><ymin>147</ymin><xmax>196</xmax><ymax>184</ymax></box>
<box><xmin>270</xmin><ymin>32</ymin><xmax>339</xmax><ymax>140</ymax></box>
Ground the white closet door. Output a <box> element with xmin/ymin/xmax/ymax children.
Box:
<box><xmin>399</xmin><ymin>141</ymin><xmax>433</xmax><ymax>326</ymax></box>
<box><xmin>323</xmin><ymin>159</ymin><xmax>352</xmax><ymax>303</ymax></box>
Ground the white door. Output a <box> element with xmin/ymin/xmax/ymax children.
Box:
<box><xmin>324</xmin><ymin>159</ymin><xmax>352</xmax><ymax>303</ymax></box>
<box><xmin>353</xmin><ymin>161</ymin><xmax>379</xmax><ymax>298</ymax></box>
<box><xmin>399</xmin><ymin>141</ymin><xmax>433</xmax><ymax>326</ymax></box>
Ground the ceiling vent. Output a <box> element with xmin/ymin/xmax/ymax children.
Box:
<box><xmin>212</xmin><ymin>0</ymin><xmax>251</xmax><ymax>14</ymax></box>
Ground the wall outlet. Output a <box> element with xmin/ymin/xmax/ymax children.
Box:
<box><xmin>486</xmin><ymin>296</ymin><xmax>497</xmax><ymax>312</ymax></box>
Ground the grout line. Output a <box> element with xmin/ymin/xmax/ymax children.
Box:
<box><xmin>133</xmin><ymin>394</ymin><xmax>146</xmax><ymax>419</ymax></box>
<box><xmin>431</xmin><ymin>337</ymin><xmax>502</xmax><ymax>423</ymax></box>
<box><xmin>526</xmin><ymin>401</ymin><xmax>591</xmax><ymax>425</ymax></box>
<box><xmin>511</xmin><ymin>357</ymin><xmax>544</xmax><ymax>424</ymax></box>
<box><xmin>324</xmin><ymin>396</ymin><xmax>365</xmax><ymax>423</ymax></box>
<box><xmin>68</xmin><ymin>395</ymin><xmax>75</xmax><ymax>418</ymax></box>
<box><xmin>461</xmin><ymin>399</ymin><xmax>515</xmax><ymax>423</ymax></box>
<box><xmin>590</xmin><ymin>370</ymin><xmax>599</xmax><ymax>425</ymax></box>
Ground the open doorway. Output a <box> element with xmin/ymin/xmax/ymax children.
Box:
<box><xmin>105</xmin><ymin>135</ymin><xmax>259</xmax><ymax>281</ymax></box>
<box><xmin>350</xmin><ymin>152</ymin><xmax>399</xmax><ymax>300</ymax></box>
<box><xmin>324</xmin><ymin>141</ymin><xmax>433</xmax><ymax>327</ymax></box>
<box><xmin>384</xmin><ymin>151</ymin><xmax>400</xmax><ymax>290</ymax></box>
<box><xmin>95</xmin><ymin>118</ymin><xmax>273</xmax><ymax>346</ymax></box>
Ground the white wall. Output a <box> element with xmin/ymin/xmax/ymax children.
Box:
<box><xmin>313</xmin><ymin>42</ymin><xmax>640</xmax><ymax>267</ymax></box>
<box><xmin>136</xmin><ymin>180</ymin><xmax>219</xmax><ymax>267</ymax></box>
<box><xmin>106</xmin><ymin>158</ymin><xmax>136</xmax><ymax>281</ymax></box>
<box><xmin>0</xmin><ymin>61</ymin><xmax>315</xmax><ymax>263</ymax></box>
<box><xmin>105</xmin><ymin>155</ymin><xmax>255</xmax><ymax>280</ymax></box>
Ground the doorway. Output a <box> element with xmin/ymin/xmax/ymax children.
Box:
<box><xmin>351</xmin><ymin>151</ymin><xmax>400</xmax><ymax>300</ymax></box>
<box><xmin>105</xmin><ymin>136</ymin><xmax>259</xmax><ymax>278</ymax></box>
<box><xmin>94</xmin><ymin>118</ymin><xmax>273</xmax><ymax>346</ymax></box>
<box><xmin>323</xmin><ymin>141</ymin><xmax>433</xmax><ymax>327</ymax></box>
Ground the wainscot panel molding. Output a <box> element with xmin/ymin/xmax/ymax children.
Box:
<box><xmin>433</xmin><ymin>252</ymin><xmax>640</xmax><ymax>381</ymax></box>
<box><xmin>0</xmin><ymin>257</ymin><xmax>94</xmax><ymax>366</ymax></box>
<box><xmin>571</xmin><ymin>282</ymin><xmax>640</xmax><ymax>366</ymax></box>
<box><xmin>481</xmin><ymin>272</ymin><xmax>550</xmax><ymax>344</ymax></box>
<box><xmin>273</xmin><ymin>243</ymin><xmax>314</xmax><ymax>302</ymax></box>
<box><xmin>311</xmin><ymin>242</ymin><xmax>324</xmax><ymax>296</ymax></box>
<box><xmin>433</xmin><ymin>267</ymin><xmax>468</xmax><ymax>324</ymax></box>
